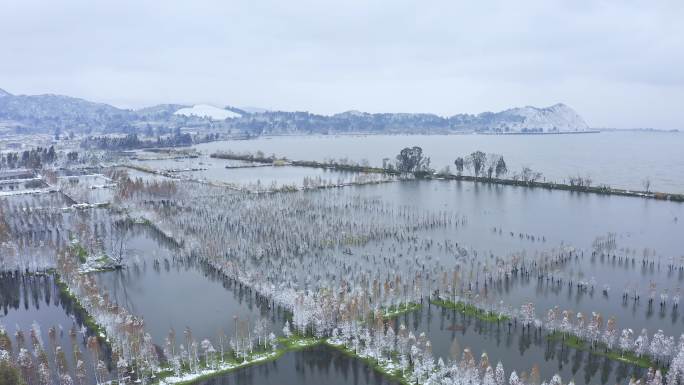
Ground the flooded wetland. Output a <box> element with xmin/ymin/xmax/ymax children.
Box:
<box><xmin>2</xmin><ymin>132</ymin><xmax>683</xmax><ymax>385</ymax></box>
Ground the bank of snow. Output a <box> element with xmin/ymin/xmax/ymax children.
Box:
<box><xmin>174</xmin><ymin>105</ymin><xmax>241</xmax><ymax>120</ymax></box>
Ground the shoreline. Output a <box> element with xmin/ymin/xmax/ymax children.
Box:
<box><xmin>209</xmin><ymin>152</ymin><xmax>684</xmax><ymax>202</ymax></box>
<box><xmin>154</xmin><ymin>335</ymin><xmax>411</xmax><ymax>385</ymax></box>
<box><xmin>430</xmin><ymin>297</ymin><xmax>663</xmax><ymax>371</ymax></box>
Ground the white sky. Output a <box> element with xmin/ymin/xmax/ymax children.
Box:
<box><xmin>1</xmin><ymin>0</ymin><xmax>683</xmax><ymax>129</ymax></box>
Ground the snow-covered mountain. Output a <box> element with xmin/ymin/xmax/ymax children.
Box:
<box><xmin>447</xmin><ymin>103</ymin><xmax>589</xmax><ymax>133</ymax></box>
<box><xmin>235</xmin><ymin>103</ymin><xmax>590</xmax><ymax>135</ymax></box>
<box><xmin>0</xmin><ymin>87</ymin><xmax>590</xmax><ymax>135</ymax></box>
<box><xmin>0</xmin><ymin>91</ymin><xmax>132</xmax><ymax>132</ymax></box>
<box><xmin>480</xmin><ymin>103</ymin><xmax>589</xmax><ymax>132</ymax></box>
<box><xmin>173</xmin><ymin>104</ymin><xmax>242</xmax><ymax>120</ymax></box>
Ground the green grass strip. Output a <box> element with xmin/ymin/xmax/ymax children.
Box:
<box><xmin>381</xmin><ymin>302</ymin><xmax>422</xmax><ymax>319</ymax></box>
<box><xmin>430</xmin><ymin>298</ymin><xmax>509</xmax><ymax>322</ymax></box>
<box><xmin>546</xmin><ymin>332</ymin><xmax>661</xmax><ymax>370</ymax></box>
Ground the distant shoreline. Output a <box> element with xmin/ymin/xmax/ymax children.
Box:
<box><xmin>478</xmin><ymin>129</ymin><xmax>601</xmax><ymax>135</ymax></box>
<box><xmin>212</xmin><ymin>129</ymin><xmax>684</xmax><ymax>141</ymax></box>
<box><xmin>209</xmin><ymin>151</ymin><xmax>684</xmax><ymax>202</ymax></box>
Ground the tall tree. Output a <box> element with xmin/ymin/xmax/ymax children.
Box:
<box><xmin>396</xmin><ymin>146</ymin><xmax>430</xmax><ymax>174</ymax></box>
<box><xmin>495</xmin><ymin>157</ymin><xmax>508</xmax><ymax>178</ymax></box>
<box><xmin>454</xmin><ymin>157</ymin><xmax>465</xmax><ymax>176</ymax></box>
<box><xmin>469</xmin><ymin>151</ymin><xmax>486</xmax><ymax>178</ymax></box>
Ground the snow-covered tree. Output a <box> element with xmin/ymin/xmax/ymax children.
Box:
<box><xmin>619</xmin><ymin>329</ymin><xmax>634</xmax><ymax>355</ymax></box>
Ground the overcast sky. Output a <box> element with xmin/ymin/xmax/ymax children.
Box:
<box><xmin>1</xmin><ymin>0</ymin><xmax>683</xmax><ymax>129</ymax></box>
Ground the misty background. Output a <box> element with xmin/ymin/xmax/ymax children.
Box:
<box><xmin>1</xmin><ymin>0</ymin><xmax>683</xmax><ymax>129</ymax></box>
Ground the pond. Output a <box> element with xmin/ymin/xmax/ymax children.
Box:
<box><xmin>193</xmin><ymin>345</ymin><xmax>398</xmax><ymax>385</ymax></box>
<box><xmin>57</xmin><ymin>174</ymin><xmax>115</xmax><ymax>204</ymax></box>
<box><xmin>93</xmin><ymin>258</ymin><xmax>288</xmax><ymax>348</ymax></box>
<box><xmin>389</xmin><ymin>304</ymin><xmax>647</xmax><ymax>385</ymax></box>
<box><xmin>0</xmin><ymin>273</ymin><xmax>112</xmax><ymax>384</ymax></box>
<box><xmin>128</xmin><ymin>155</ymin><xmax>383</xmax><ymax>190</ymax></box>
<box><xmin>0</xmin><ymin>190</ymin><xmax>74</xmax><ymax>209</ymax></box>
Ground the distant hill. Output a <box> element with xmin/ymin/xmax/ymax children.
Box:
<box><xmin>225</xmin><ymin>104</ymin><xmax>589</xmax><ymax>135</ymax></box>
<box><xmin>449</xmin><ymin>103</ymin><xmax>589</xmax><ymax>133</ymax></box>
<box><xmin>135</xmin><ymin>104</ymin><xmax>189</xmax><ymax>119</ymax></box>
<box><xmin>0</xmin><ymin>91</ymin><xmax>133</xmax><ymax>133</ymax></box>
<box><xmin>174</xmin><ymin>104</ymin><xmax>242</xmax><ymax>120</ymax></box>
<box><xmin>0</xmin><ymin>87</ymin><xmax>590</xmax><ymax>136</ymax></box>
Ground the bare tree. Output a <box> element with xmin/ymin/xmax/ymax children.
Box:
<box><xmin>495</xmin><ymin>156</ymin><xmax>508</xmax><ymax>179</ymax></box>
<box><xmin>485</xmin><ymin>154</ymin><xmax>501</xmax><ymax>180</ymax></box>
<box><xmin>642</xmin><ymin>178</ymin><xmax>651</xmax><ymax>193</ymax></box>
<box><xmin>469</xmin><ymin>151</ymin><xmax>487</xmax><ymax>178</ymax></box>
<box><xmin>454</xmin><ymin>157</ymin><xmax>465</xmax><ymax>176</ymax></box>
<box><xmin>111</xmin><ymin>221</ymin><xmax>129</xmax><ymax>266</ymax></box>
<box><xmin>519</xmin><ymin>167</ymin><xmax>542</xmax><ymax>184</ymax></box>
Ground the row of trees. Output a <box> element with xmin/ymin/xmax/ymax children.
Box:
<box><xmin>80</xmin><ymin>132</ymin><xmax>192</xmax><ymax>151</ymax></box>
<box><xmin>393</xmin><ymin>147</ymin><xmax>546</xmax><ymax>183</ymax></box>
<box><xmin>0</xmin><ymin>323</ymin><xmax>109</xmax><ymax>385</ymax></box>
<box><xmin>453</xmin><ymin>151</ymin><xmax>508</xmax><ymax>180</ymax></box>
<box><xmin>55</xmin><ymin>248</ymin><xmax>158</xmax><ymax>384</ymax></box>
<box><xmin>0</xmin><ymin>147</ymin><xmax>59</xmax><ymax>170</ymax></box>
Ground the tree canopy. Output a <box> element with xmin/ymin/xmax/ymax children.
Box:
<box><xmin>396</xmin><ymin>146</ymin><xmax>431</xmax><ymax>174</ymax></box>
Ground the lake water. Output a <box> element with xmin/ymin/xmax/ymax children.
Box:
<box><xmin>93</xmin><ymin>258</ymin><xmax>288</xmax><ymax>348</ymax></box>
<box><xmin>342</xmin><ymin>179</ymin><xmax>682</xmax><ymax>259</ymax></box>
<box><xmin>194</xmin><ymin>345</ymin><xmax>398</xmax><ymax>385</ymax></box>
<box><xmin>390</xmin><ymin>304</ymin><xmax>646</xmax><ymax>385</ymax></box>
<box><xmin>128</xmin><ymin>156</ymin><xmax>383</xmax><ymax>189</ymax></box>
<box><xmin>194</xmin><ymin>131</ymin><xmax>684</xmax><ymax>193</ymax></box>
<box><xmin>308</xmin><ymin>180</ymin><xmax>683</xmax><ymax>334</ymax></box>
<box><xmin>0</xmin><ymin>274</ymin><xmax>112</xmax><ymax>384</ymax></box>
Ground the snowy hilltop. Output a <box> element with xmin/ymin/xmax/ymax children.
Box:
<box><xmin>468</xmin><ymin>103</ymin><xmax>590</xmax><ymax>133</ymax></box>
<box><xmin>445</xmin><ymin>103</ymin><xmax>590</xmax><ymax>133</ymax></box>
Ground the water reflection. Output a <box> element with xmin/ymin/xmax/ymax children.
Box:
<box><xmin>0</xmin><ymin>273</ymin><xmax>113</xmax><ymax>383</ymax></box>
<box><xmin>339</xmin><ymin>180</ymin><xmax>682</xmax><ymax>334</ymax></box>
<box><xmin>193</xmin><ymin>132</ymin><xmax>684</xmax><ymax>192</ymax></box>
<box><xmin>387</xmin><ymin>304</ymin><xmax>646</xmax><ymax>384</ymax></box>
<box><xmin>94</xmin><ymin>258</ymin><xmax>288</xmax><ymax>347</ymax></box>
<box><xmin>195</xmin><ymin>345</ymin><xmax>398</xmax><ymax>385</ymax></box>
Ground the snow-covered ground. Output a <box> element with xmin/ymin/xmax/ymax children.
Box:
<box><xmin>174</xmin><ymin>104</ymin><xmax>241</xmax><ymax>120</ymax></box>
<box><xmin>493</xmin><ymin>103</ymin><xmax>589</xmax><ymax>132</ymax></box>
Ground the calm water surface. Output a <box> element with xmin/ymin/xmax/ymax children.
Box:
<box><xmin>194</xmin><ymin>132</ymin><xmax>684</xmax><ymax>193</ymax></box>
<box><xmin>194</xmin><ymin>345</ymin><xmax>398</xmax><ymax>385</ymax></box>
<box><xmin>347</xmin><ymin>180</ymin><xmax>682</xmax><ymax>258</ymax></box>
<box><xmin>94</xmin><ymin>259</ymin><xmax>287</xmax><ymax>347</ymax></box>
<box><xmin>0</xmin><ymin>274</ymin><xmax>112</xmax><ymax>383</ymax></box>
<box><xmin>323</xmin><ymin>180</ymin><xmax>683</xmax><ymax>334</ymax></box>
<box><xmin>390</xmin><ymin>304</ymin><xmax>646</xmax><ymax>385</ymax></box>
<box><xmin>130</xmin><ymin>156</ymin><xmax>374</xmax><ymax>188</ymax></box>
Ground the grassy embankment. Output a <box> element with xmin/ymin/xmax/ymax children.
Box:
<box><xmin>431</xmin><ymin>298</ymin><xmax>662</xmax><ymax>370</ymax></box>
